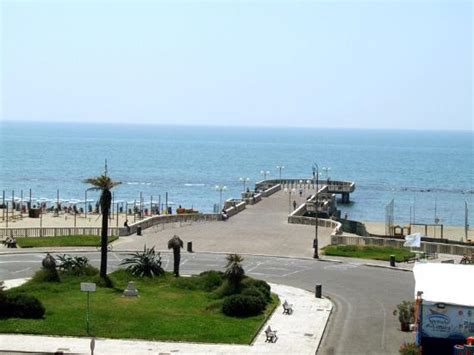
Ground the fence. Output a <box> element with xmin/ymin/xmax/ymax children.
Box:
<box><xmin>331</xmin><ymin>234</ymin><xmax>474</xmax><ymax>256</ymax></box>
<box><xmin>0</xmin><ymin>227</ymin><xmax>120</xmax><ymax>238</ymax></box>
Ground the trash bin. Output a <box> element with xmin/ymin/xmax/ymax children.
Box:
<box><xmin>390</xmin><ymin>255</ymin><xmax>396</xmax><ymax>267</ymax></box>
<box><xmin>137</xmin><ymin>226</ymin><xmax>142</xmax><ymax>236</ymax></box>
<box><xmin>315</xmin><ymin>284</ymin><xmax>322</xmax><ymax>298</ymax></box>
<box><xmin>187</xmin><ymin>242</ymin><xmax>193</xmax><ymax>253</ymax></box>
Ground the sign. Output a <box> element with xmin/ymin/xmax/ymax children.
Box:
<box><xmin>404</xmin><ymin>233</ymin><xmax>421</xmax><ymax>247</ymax></box>
<box><xmin>80</xmin><ymin>282</ymin><xmax>96</xmax><ymax>292</ymax></box>
<box><xmin>421</xmin><ymin>302</ymin><xmax>474</xmax><ymax>339</ymax></box>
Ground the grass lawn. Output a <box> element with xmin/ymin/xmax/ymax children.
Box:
<box><xmin>16</xmin><ymin>235</ymin><xmax>119</xmax><ymax>248</ymax></box>
<box><xmin>323</xmin><ymin>244</ymin><xmax>416</xmax><ymax>262</ymax></box>
<box><xmin>0</xmin><ymin>270</ymin><xmax>278</xmax><ymax>344</ymax></box>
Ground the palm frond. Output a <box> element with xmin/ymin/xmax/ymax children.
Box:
<box><xmin>168</xmin><ymin>235</ymin><xmax>184</xmax><ymax>249</ymax></box>
<box><xmin>83</xmin><ymin>175</ymin><xmax>121</xmax><ymax>190</ymax></box>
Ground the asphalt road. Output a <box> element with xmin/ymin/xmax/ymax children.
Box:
<box><xmin>0</xmin><ymin>251</ymin><xmax>414</xmax><ymax>354</ymax></box>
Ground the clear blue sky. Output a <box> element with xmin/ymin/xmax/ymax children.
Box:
<box><xmin>1</xmin><ymin>0</ymin><xmax>472</xmax><ymax>130</ymax></box>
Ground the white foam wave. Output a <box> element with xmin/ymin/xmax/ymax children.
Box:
<box><xmin>184</xmin><ymin>183</ymin><xmax>205</xmax><ymax>187</ymax></box>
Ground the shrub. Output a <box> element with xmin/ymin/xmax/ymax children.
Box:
<box><xmin>32</xmin><ymin>268</ymin><xmax>60</xmax><ymax>283</ymax></box>
<box><xmin>214</xmin><ymin>280</ymin><xmax>240</xmax><ymax>298</ymax></box>
<box><xmin>242</xmin><ymin>278</ymin><xmax>271</xmax><ymax>302</ymax></box>
<box><xmin>199</xmin><ymin>271</ymin><xmax>224</xmax><ymax>291</ymax></box>
<box><xmin>0</xmin><ymin>293</ymin><xmax>45</xmax><ymax>319</ymax></box>
<box><xmin>120</xmin><ymin>246</ymin><xmax>164</xmax><ymax>278</ymax></box>
<box><xmin>56</xmin><ymin>254</ymin><xmax>91</xmax><ymax>276</ymax></box>
<box><xmin>241</xmin><ymin>287</ymin><xmax>266</xmax><ymax>305</ymax></box>
<box><xmin>222</xmin><ymin>294</ymin><xmax>266</xmax><ymax>317</ymax></box>
<box><xmin>399</xmin><ymin>342</ymin><xmax>421</xmax><ymax>355</ymax></box>
<box><xmin>394</xmin><ymin>301</ymin><xmax>415</xmax><ymax>324</ymax></box>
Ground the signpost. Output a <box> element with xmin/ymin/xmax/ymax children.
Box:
<box><xmin>80</xmin><ymin>282</ymin><xmax>96</xmax><ymax>335</ymax></box>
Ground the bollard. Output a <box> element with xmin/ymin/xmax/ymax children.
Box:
<box><xmin>389</xmin><ymin>255</ymin><xmax>396</xmax><ymax>267</ymax></box>
<box><xmin>315</xmin><ymin>284</ymin><xmax>322</xmax><ymax>298</ymax></box>
<box><xmin>187</xmin><ymin>241</ymin><xmax>193</xmax><ymax>253</ymax></box>
<box><xmin>137</xmin><ymin>226</ymin><xmax>142</xmax><ymax>236</ymax></box>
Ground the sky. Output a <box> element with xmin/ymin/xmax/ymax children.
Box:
<box><xmin>0</xmin><ymin>0</ymin><xmax>472</xmax><ymax>130</ymax></box>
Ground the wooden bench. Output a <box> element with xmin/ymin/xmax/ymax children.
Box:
<box><xmin>264</xmin><ymin>326</ymin><xmax>278</xmax><ymax>343</ymax></box>
<box><xmin>282</xmin><ymin>300</ymin><xmax>293</xmax><ymax>315</ymax></box>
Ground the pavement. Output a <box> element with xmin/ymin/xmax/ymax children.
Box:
<box><xmin>1</xmin><ymin>280</ymin><xmax>332</xmax><ymax>355</ymax></box>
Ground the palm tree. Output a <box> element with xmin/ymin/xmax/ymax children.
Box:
<box><xmin>168</xmin><ymin>235</ymin><xmax>184</xmax><ymax>277</ymax></box>
<box><xmin>224</xmin><ymin>253</ymin><xmax>245</xmax><ymax>290</ymax></box>
<box><xmin>83</xmin><ymin>170</ymin><xmax>121</xmax><ymax>279</ymax></box>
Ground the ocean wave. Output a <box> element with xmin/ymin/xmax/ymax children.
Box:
<box><xmin>184</xmin><ymin>183</ymin><xmax>205</xmax><ymax>187</ymax></box>
<box><xmin>126</xmin><ymin>182</ymin><xmax>151</xmax><ymax>185</ymax></box>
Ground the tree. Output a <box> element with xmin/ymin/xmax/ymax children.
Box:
<box><xmin>224</xmin><ymin>253</ymin><xmax>245</xmax><ymax>290</ymax></box>
<box><xmin>168</xmin><ymin>235</ymin><xmax>184</xmax><ymax>277</ymax></box>
<box><xmin>83</xmin><ymin>170</ymin><xmax>121</xmax><ymax>280</ymax></box>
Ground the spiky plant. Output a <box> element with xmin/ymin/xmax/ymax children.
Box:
<box><xmin>168</xmin><ymin>235</ymin><xmax>184</xmax><ymax>277</ymax></box>
<box><xmin>120</xmin><ymin>246</ymin><xmax>164</xmax><ymax>278</ymax></box>
<box><xmin>224</xmin><ymin>254</ymin><xmax>245</xmax><ymax>290</ymax></box>
<box><xmin>83</xmin><ymin>170</ymin><xmax>121</xmax><ymax>279</ymax></box>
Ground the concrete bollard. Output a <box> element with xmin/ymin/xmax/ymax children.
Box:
<box><xmin>389</xmin><ymin>255</ymin><xmax>396</xmax><ymax>267</ymax></box>
<box><xmin>187</xmin><ymin>241</ymin><xmax>193</xmax><ymax>253</ymax></box>
<box><xmin>315</xmin><ymin>284</ymin><xmax>322</xmax><ymax>298</ymax></box>
<box><xmin>137</xmin><ymin>226</ymin><xmax>142</xmax><ymax>236</ymax></box>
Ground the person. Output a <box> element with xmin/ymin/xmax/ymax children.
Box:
<box><xmin>124</xmin><ymin>219</ymin><xmax>131</xmax><ymax>233</ymax></box>
<box><xmin>293</xmin><ymin>200</ymin><xmax>297</xmax><ymax>210</ymax></box>
<box><xmin>299</xmin><ymin>188</ymin><xmax>303</xmax><ymax>197</ymax></box>
<box><xmin>221</xmin><ymin>208</ymin><xmax>228</xmax><ymax>221</ymax></box>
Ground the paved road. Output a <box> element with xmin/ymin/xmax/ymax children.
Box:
<box><xmin>0</xmin><ymin>251</ymin><xmax>414</xmax><ymax>355</ymax></box>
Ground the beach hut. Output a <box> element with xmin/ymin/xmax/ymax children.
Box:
<box><xmin>413</xmin><ymin>263</ymin><xmax>474</xmax><ymax>354</ymax></box>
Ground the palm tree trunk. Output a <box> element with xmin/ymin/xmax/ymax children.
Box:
<box><xmin>100</xmin><ymin>189</ymin><xmax>111</xmax><ymax>279</ymax></box>
<box><xmin>173</xmin><ymin>248</ymin><xmax>180</xmax><ymax>277</ymax></box>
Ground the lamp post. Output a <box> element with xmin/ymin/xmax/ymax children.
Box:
<box><xmin>312</xmin><ymin>163</ymin><xmax>319</xmax><ymax>259</ymax></box>
<box><xmin>322</xmin><ymin>167</ymin><xmax>331</xmax><ymax>180</ymax></box>
<box><xmin>260</xmin><ymin>170</ymin><xmax>270</xmax><ymax>180</ymax></box>
<box><xmin>215</xmin><ymin>185</ymin><xmax>227</xmax><ymax>211</ymax></box>
<box><xmin>239</xmin><ymin>177</ymin><xmax>250</xmax><ymax>192</ymax></box>
<box><xmin>276</xmin><ymin>165</ymin><xmax>285</xmax><ymax>184</ymax></box>
<box><xmin>284</xmin><ymin>187</ymin><xmax>296</xmax><ymax>214</ymax></box>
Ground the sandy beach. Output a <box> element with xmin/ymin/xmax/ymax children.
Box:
<box><xmin>363</xmin><ymin>221</ymin><xmax>472</xmax><ymax>242</ymax></box>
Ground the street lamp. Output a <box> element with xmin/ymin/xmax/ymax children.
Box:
<box><xmin>276</xmin><ymin>165</ymin><xmax>285</xmax><ymax>184</ymax></box>
<box><xmin>312</xmin><ymin>163</ymin><xmax>320</xmax><ymax>259</ymax></box>
<box><xmin>239</xmin><ymin>177</ymin><xmax>250</xmax><ymax>192</ymax></box>
<box><xmin>215</xmin><ymin>185</ymin><xmax>227</xmax><ymax>211</ymax></box>
<box><xmin>322</xmin><ymin>167</ymin><xmax>331</xmax><ymax>180</ymax></box>
<box><xmin>284</xmin><ymin>187</ymin><xmax>296</xmax><ymax>214</ymax></box>
<box><xmin>260</xmin><ymin>170</ymin><xmax>270</xmax><ymax>180</ymax></box>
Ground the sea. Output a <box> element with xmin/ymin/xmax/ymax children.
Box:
<box><xmin>0</xmin><ymin>121</ymin><xmax>472</xmax><ymax>226</ymax></box>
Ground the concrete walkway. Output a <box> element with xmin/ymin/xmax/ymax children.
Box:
<box><xmin>113</xmin><ymin>190</ymin><xmax>333</xmax><ymax>259</ymax></box>
<box><xmin>0</xmin><ymin>282</ymin><xmax>332</xmax><ymax>355</ymax></box>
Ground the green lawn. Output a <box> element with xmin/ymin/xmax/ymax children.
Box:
<box><xmin>323</xmin><ymin>244</ymin><xmax>416</xmax><ymax>262</ymax></box>
<box><xmin>0</xmin><ymin>270</ymin><xmax>278</xmax><ymax>344</ymax></box>
<box><xmin>16</xmin><ymin>235</ymin><xmax>118</xmax><ymax>248</ymax></box>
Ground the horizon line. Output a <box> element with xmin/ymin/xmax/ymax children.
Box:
<box><xmin>1</xmin><ymin>119</ymin><xmax>473</xmax><ymax>133</ymax></box>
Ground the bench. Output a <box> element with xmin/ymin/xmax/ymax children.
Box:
<box><xmin>1</xmin><ymin>236</ymin><xmax>17</xmax><ymax>248</ymax></box>
<box><xmin>282</xmin><ymin>300</ymin><xmax>293</xmax><ymax>315</ymax></box>
<box><xmin>264</xmin><ymin>326</ymin><xmax>278</xmax><ymax>343</ymax></box>
<box><xmin>404</xmin><ymin>255</ymin><xmax>418</xmax><ymax>263</ymax></box>
<box><xmin>460</xmin><ymin>254</ymin><xmax>474</xmax><ymax>264</ymax></box>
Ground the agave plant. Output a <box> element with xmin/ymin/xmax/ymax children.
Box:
<box><xmin>120</xmin><ymin>246</ymin><xmax>164</xmax><ymax>278</ymax></box>
<box><xmin>56</xmin><ymin>254</ymin><xmax>89</xmax><ymax>274</ymax></box>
